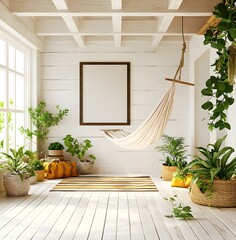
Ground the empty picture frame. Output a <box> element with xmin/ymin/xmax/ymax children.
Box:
<box><xmin>80</xmin><ymin>62</ymin><xmax>130</xmax><ymax>125</ymax></box>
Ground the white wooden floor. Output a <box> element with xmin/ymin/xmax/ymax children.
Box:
<box><xmin>0</xmin><ymin>174</ymin><xmax>236</xmax><ymax>240</ymax></box>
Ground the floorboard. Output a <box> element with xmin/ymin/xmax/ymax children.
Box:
<box><xmin>0</xmin><ymin>174</ymin><xmax>235</xmax><ymax>240</ymax></box>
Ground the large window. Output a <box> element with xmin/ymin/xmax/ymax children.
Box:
<box><xmin>0</xmin><ymin>35</ymin><xmax>30</xmax><ymax>153</ymax></box>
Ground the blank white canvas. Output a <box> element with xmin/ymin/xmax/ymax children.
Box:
<box><xmin>82</xmin><ymin>64</ymin><xmax>128</xmax><ymax>123</ymax></box>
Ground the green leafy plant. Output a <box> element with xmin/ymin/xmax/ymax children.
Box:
<box><xmin>173</xmin><ymin>167</ymin><xmax>192</xmax><ymax>181</ymax></box>
<box><xmin>186</xmin><ymin>135</ymin><xmax>236</xmax><ymax>195</ymax></box>
<box><xmin>155</xmin><ymin>135</ymin><xmax>188</xmax><ymax>169</ymax></box>
<box><xmin>20</xmin><ymin>101</ymin><xmax>69</xmax><ymax>152</ymax></box>
<box><xmin>164</xmin><ymin>194</ymin><xmax>194</xmax><ymax>220</ymax></box>
<box><xmin>0</xmin><ymin>99</ymin><xmax>14</xmax><ymax>151</ymax></box>
<box><xmin>63</xmin><ymin>134</ymin><xmax>96</xmax><ymax>162</ymax></box>
<box><xmin>201</xmin><ymin>0</ymin><xmax>236</xmax><ymax>131</ymax></box>
<box><xmin>48</xmin><ymin>142</ymin><xmax>64</xmax><ymax>150</ymax></box>
<box><xmin>28</xmin><ymin>159</ymin><xmax>44</xmax><ymax>171</ymax></box>
<box><xmin>0</xmin><ymin>147</ymin><xmax>34</xmax><ymax>180</ymax></box>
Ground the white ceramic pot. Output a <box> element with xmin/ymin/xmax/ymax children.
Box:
<box><xmin>3</xmin><ymin>174</ymin><xmax>30</xmax><ymax>197</ymax></box>
<box><xmin>29</xmin><ymin>175</ymin><xmax>37</xmax><ymax>184</ymax></box>
<box><xmin>0</xmin><ymin>169</ymin><xmax>4</xmax><ymax>192</ymax></box>
<box><xmin>77</xmin><ymin>160</ymin><xmax>94</xmax><ymax>175</ymax></box>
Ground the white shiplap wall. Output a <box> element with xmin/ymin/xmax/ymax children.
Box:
<box><xmin>41</xmin><ymin>41</ymin><xmax>191</xmax><ymax>176</ymax></box>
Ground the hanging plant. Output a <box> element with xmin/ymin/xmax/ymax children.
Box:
<box><xmin>201</xmin><ymin>0</ymin><xmax>236</xmax><ymax>131</ymax></box>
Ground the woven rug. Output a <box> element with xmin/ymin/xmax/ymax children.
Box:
<box><xmin>50</xmin><ymin>176</ymin><xmax>158</xmax><ymax>192</ymax></box>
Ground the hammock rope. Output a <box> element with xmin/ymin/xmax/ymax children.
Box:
<box><xmin>102</xmin><ymin>17</ymin><xmax>187</xmax><ymax>150</ymax></box>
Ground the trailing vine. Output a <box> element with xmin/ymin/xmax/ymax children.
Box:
<box><xmin>201</xmin><ymin>0</ymin><xmax>236</xmax><ymax>131</ymax></box>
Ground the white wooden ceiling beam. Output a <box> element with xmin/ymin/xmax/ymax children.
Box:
<box><xmin>62</xmin><ymin>16</ymin><xmax>85</xmax><ymax>47</ymax></box>
<box><xmin>10</xmin><ymin>0</ymin><xmax>218</xmax><ymax>13</ymax></box>
<box><xmin>73</xmin><ymin>34</ymin><xmax>85</xmax><ymax>47</ymax></box>
<box><xmin>112</xmin><ymin>16</ymin><xmax>122</xmax><ymax>32</ymax></box>
<box><xmin>62</xmin><ymin>16</ymin><xmax>78</xmax><ymax>32</ymax></box>
<box><xmin>168</xmin><ymin>0</ymin><xmax>183</xmax><ymax>10</ymax></box>
<box><xmin>52</xmin><ymin>0</ymin><xmax>68</xmax><ymax>10</ymax></box>
<box><xmin>36</xmin><ymin>19</ymin><xmax>197</xmax><ymax>36</ymax></box>
<box><xmin>0</xmin><ymin>2</ymin><xmax>43</xmax><ymax>50</ymax></box>
<box><xmin>114</xmin><ymin>35</ymin><xmax>121</xmax><ymax>47</ymax></box>
<box><xmin>111</xmin><ymin>0</ymin><xmax>122</xmax><ymax>10</ymax></box>
<box><xmin>152</xmin><ymin>0</ymin><xmax>183</xmax><ymax>49</ymax></box>
<box><xmin>158</xmin><ymin>16</ymin><xmax>174</xmax><ymax>32</ymax></box>
<box><xmin>12</xmin><ymin>11</ymin><xmax>212</xmax><ymax>17</ymax></box>
<box><xmin>51</xmin><ymin>0</ymin><xmax>85</xmax><ymax>47</ymax></box>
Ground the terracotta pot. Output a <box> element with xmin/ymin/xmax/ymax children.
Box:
<box><xmin>160</xmin><ymin>165</ymin><xmax>178</xmax><ymax>181</ymax></box>
<box><xmin>3</xmin><ymin>174</ymin><xmax>30</xmax><ymax>197</ymax></box>
<box><xmin>35</xmin><ymin>170</ymin><xmax>45</xmax><ymax>182</ymax></box>
<box><xmin>48</xmin><ymin>150</ymin><xmax>63</xmax><ymax>157</ymax></box>
<box><xmin>190</xmin><ymin>180</ymin><xmax>236</xmax><ymax>207</ymax></box>
<box><xmin>77</xmin><ymin>160</ymin><xmax>94</xmax><ymax>175</ymax></box>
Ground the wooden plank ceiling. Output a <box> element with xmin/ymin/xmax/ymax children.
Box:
<box><xmin>8</xmin><ymin>0</ymin><xmax>220</xmax><ymax>50</ymax></box>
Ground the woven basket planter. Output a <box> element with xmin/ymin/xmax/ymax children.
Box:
<box><xmin>48</xmin><ymin>150</ymin><xmax>63</xmax><ymax>157</ymax></box>
<box><xmin>160</xmin><ymin>165</ymin><xmax>178</xmax><ymax>181</ymax></box>
<box><xmin>190</xmin><ymin>180</ymin><xmax>236</xmax><ymax>207</ymax></box>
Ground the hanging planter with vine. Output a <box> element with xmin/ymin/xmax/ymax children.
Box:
<box><xmin>201</xmin><ymin>0</ymin><xmax>236</xmax><ymax>131</ymax></box>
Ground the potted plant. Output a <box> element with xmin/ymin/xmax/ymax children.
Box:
<box><xmin>186</xmin><ymin>135</ymin><xmax>236</xmax><ymax>207</ymax></box>
<box><xmin>20</xmin><ymin>101</ymin><xmax>69</xmax><ymax>157</ymax></box>
<box><xmin>155</xmin><ymin>135</ymin><xmax>188</xmax><ymax>181</ymax></box>
<box><xmin>28</xmin><ymin>159</ymin><xmax>45</xmax><ymax>182</ymax></box>
<box><xmin>0</xmin><ymin>147</ymin><xmax>33</xmax><ymax>196</ymax></box>
<box><xmin>171</xmin><ymin>168</ymin><xmax>192</xmax><ymax>188</ymax></box>
<box><xmin>48</xmin><ymin>142</ymin><xmax>64</xmax><ymax>157</ymax></box>
<box><xmin>63</xmin><ymin>134</ymin><xmax>96</xmax><ymax>174</ymax></box>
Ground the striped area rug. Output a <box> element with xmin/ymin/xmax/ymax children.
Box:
<box><xmin>50</xmin><ymin>176</ymin><xmax>158</xmax><ymax>192</ymax></box>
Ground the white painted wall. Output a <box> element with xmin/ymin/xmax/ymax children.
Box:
<box><xmin>41</xmin><ymin>40</ymin><xmax>191</xmax><ymax>176</ymax></box>
<box><xmin>194</xmin><ymin>50</ymin><xmax>210</xmax><ymax>151</ymax></box>
<box><xmin>189</xmin><ymin>35</ymin><xmax>218</xmax><ymax>155</ymax></box>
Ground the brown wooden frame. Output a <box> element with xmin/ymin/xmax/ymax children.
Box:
<box><xmin>80</xmin><ymin>62</ymin><xmax>130</xmax><ymax>125</ymax></box>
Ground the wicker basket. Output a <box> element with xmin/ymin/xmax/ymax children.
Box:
<box><xmin>190</xmin><ymin>180</ymin><xmax>236</xmax><ymax>207</ymax></box>
<box><xmin>160</xmin><ymin>165</ymin><xmax>178</xmax><ymax>181</ymax></box>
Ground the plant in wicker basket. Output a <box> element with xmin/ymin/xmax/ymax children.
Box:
<box><xmin>156</xmin><ymin>135</ymin><xmax>188</xmax><ymax>181</ymax></box>
<box><xmin>186</xmin><ymin>135</ymin><xmax>236</xmax><ymax>207</ymax></box>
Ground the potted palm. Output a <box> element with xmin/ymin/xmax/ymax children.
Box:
<box><xmin>155</xmin><ymin>135</ymin><xmax>188</xmax><ymax>181</ymax></box>
<box><xmin>48</xmin><ymin>142</ymin><xmax>64</xmax><ymax>157</ymax></box>
<box><xmin>0</xmin><ymin>147</ymin><xmax>33</xmax><ymax>196</ymax></box>
<box><xmin>63</xmin><ymin>134</ymin><xmax>96</xmax><ymax>174</ymax></box>
<box><xmin>186</xmin><ymin>135</ymin><xmax>236</xmax><ymax>207</ymax></box>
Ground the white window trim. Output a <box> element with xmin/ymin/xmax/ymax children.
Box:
<box><xmin>0</xmin><ymin>28</ymin><xmax>36</xmax><ymax>154</ymax></box>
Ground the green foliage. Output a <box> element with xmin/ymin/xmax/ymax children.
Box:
<box><xmin>48</xmin><ymin>142</ymin><xmax>64</xmax><ymax>150</ymax></box>
<box><xmin>186</xmin><ymin>135</ymin><xmax>236</xmax><ymax>194</ymax></box>
<box><xmin>155</xmin><ymin>135</ymin><xmax>188</xmax><ymax>169</ymax></box>
<box><xmin>201</xmin><ymin>0</ymin><xmax>236</xmax><ymax>131</ymax></box>
<box><xmin>28</xmin><ymin>159</ymin><xmax>44</xmax><ymax>171</ymax></box>
<box><xmin>63</xmin><ymin>134</ymin><xmax>96</xmax><ymax>161</ymax></box>
<box><xmin>164</xmin><ymin>194</ymin><xmax>194</xmax><ymax>220</ymax></box>
<box><xmin>0</xmin><ymin>100</ymin><xmax>14</xmax><ymax>150</ymax></box>
<box><xmin>0</xmin><ymin>147</ymin><xmax>34</xmax><ymax>180</ymax></box>
<box><xmin>20</xmin><ymin>101</ymin><xmax>69</xmax><ymax>150</ymax></box>
<box><xmin>173</xmin><ymin>167</ymin><xmax>192</xmax><ymax>181</ymax></box>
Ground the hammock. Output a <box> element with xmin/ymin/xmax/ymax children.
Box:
<box><xmin>102</xmin><ymin>17</ymin><xmax>191</xmax><ymax>150</ymax></box>
<box><xmin>102</xmin><ymin>82</ymin><xmax>175</xmax><ymax>149</ymax></box>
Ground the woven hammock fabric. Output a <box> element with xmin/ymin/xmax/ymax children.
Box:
<box><xmin>51</xmin><ymin>176</ymin><xmax>158</xmax><ymax>192</ymax></box>
<box><xmin>102</xmin><ymin>83</ymin><xmax>175</xmax><ymax>149</ymax></box>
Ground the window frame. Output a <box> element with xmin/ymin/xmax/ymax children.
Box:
<box><xmin>0</xmin><ymin>30</ymin><xmax>32</xmax><ymax>155</ymax></box>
